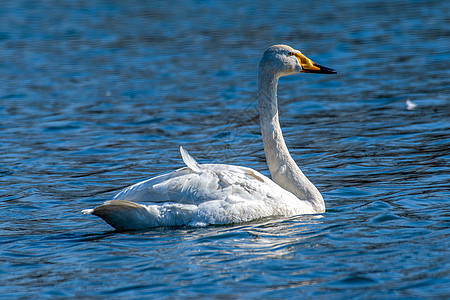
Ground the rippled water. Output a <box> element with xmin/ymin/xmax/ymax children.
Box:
<box><xmin>1</xmin><ymin>0</ymin><xmax>449</xmax><ymax>298</ymax></box>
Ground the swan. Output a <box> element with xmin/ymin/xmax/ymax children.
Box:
<box><xmin>83</xmin><ymin>44</ymin><xmax>336</xmax><ymax>230</ymax></box>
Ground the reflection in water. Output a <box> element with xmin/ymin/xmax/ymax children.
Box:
<box><xmin>198</xmin><ymin>215</ymin><xmax>325</xmax><ymax>261</ymax></box>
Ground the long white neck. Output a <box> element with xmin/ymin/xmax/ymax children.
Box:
<box><xmin>257</xmin><ymin>69</ymin><xmax>325</xmax><ymax>212</ymax></box>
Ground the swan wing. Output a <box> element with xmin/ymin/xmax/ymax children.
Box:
<box><xmin>112</xmin><ymin>148</ymin><xmax>298</xmax><ymax>207</ymax></box>
<box><xmin>86</xmin><ymin>148</ymin><xmax>315</xmax><ymax>229</ymax></box>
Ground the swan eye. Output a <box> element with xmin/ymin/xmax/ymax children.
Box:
<box><xmin>288</xmin><ymin>52</ymin><xmax>295</xmax><ymax>56</ymax></box>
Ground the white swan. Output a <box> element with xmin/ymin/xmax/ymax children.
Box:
<box><xmin>83</xmin><ymin>45</ymin><xmax>336</xmax><ymax>230</ymax></box>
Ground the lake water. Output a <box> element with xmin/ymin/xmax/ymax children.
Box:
<box><xmin>1</xmin><ymin>0</ymin><xmax>449</xmax><ymax>298</ymax></box>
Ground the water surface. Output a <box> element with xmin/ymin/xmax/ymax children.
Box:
<box><xmin>1</xmin><ymin>0</ymin><xmax>449</xmax><ymax>298</ymax></box>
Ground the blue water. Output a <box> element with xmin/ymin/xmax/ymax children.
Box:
<box><xmin>1</xmin><ymin>0</ymin><xmax>449</xmax><ymax>298</ymax></box>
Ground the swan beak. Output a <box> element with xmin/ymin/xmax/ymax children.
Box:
<box><xmin>295</xmin><ymin>52</ymin><xmax>337</xmax><ymax>74</ymax></box>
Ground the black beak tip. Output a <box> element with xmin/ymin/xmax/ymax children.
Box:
<box><xmin>314</xmin><ymin>63</ymin><xmax>337</xmax><ymax>74</ymax></box>
<box><xmin>325</xmin><ymin>67</ymin><xmax>337</xmax><ymax>74</ymax></box>
<box><xmin>316</xmin><ymin>65</ymin><xmax>337</xmax><ymax>74</ymax></box>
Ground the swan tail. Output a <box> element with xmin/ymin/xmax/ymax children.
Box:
<box><xmin>180</xmin><ymin>146</ymin><xmax>202</xmax><ymax>172</ymax></box>
<box><xmin>83</xmin><ymin>200</ymin><xmax>159</xmax><ymax>230</ymax></box>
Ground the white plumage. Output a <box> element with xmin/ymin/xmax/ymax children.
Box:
<box><xmin>83</xmin><ymin>45</ymin><xmax>336</xmax><ymax>230</ymax></box>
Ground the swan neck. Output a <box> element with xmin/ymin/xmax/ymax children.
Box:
<box><xmin>257</xmin><ymin>70</ymin><xmax>324</xmax><ymax>212</ymax></box>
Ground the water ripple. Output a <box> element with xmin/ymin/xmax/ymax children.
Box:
<box><xmin>1</xmin><ymin>0</ymin><xmax>449</xmax><ymax>298</ymax></box>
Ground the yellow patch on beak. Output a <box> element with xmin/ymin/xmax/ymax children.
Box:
<box><xmin>294</xmin><ymin>52</ymin><xmax>321</xmax><ymax>72</ymax></box>
<box><xmin>294</xmin><ymin>51</ymin><xmax>337</xmax><ymax>74</ymax></box>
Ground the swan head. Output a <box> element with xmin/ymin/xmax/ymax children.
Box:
<box><xmin>259</xmin><ymin>45</ymin><xmax>336</xmax><ymax>78</ymax></box>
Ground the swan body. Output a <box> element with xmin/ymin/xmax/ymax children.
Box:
<box><xmin>83</xmin><ymin>45</ymin><xmax>336</xmax><ymax>230</ymax></box>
